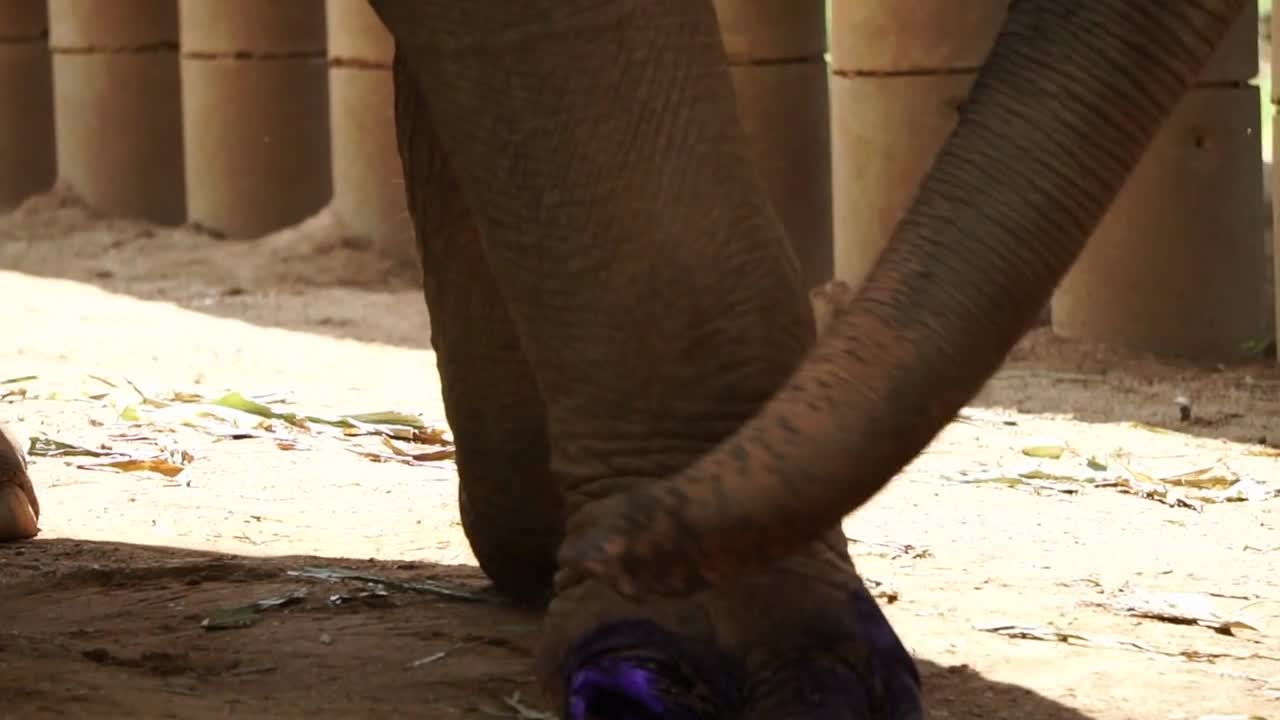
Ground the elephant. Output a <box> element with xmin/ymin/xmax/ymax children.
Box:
<box><xmin>384</xmin><ymin>0</ymin><xmax>1245</xmax><ymax>716</ymax></box>
<box><xmin>0</xmin><ymin>423</ymin><xmax>38</xmax><ymax>542</ymax></box>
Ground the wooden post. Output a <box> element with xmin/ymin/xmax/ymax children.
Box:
<box><xmin>325</xmin><ymin>0</ymin><xmax>413</xmax><ymax>265</ymax></box>
<box><xmin>1052</xmin><ymin>5</ymin><xmax>1267</xmax><ymax>361</ymax></box>
<box><xmin>713</xmin><ymin>0</ymin><xmax>832</xmax><ymax>290</ymax></box>
<box><xmin>47</xmin><ymin>0</ymin><xmax>184</xmax><ymax>223</ymax></box>
<box><xmin>0</xmin><ymin>0</ymin><xmax>56</xmax><ymax>211</ymax></box>
<box><xmin>827</xmin><ymin>1</ymin><xmax>1005</xmax><ymax>290</ymax></box>
<box><xmin>178</xmin><ymin>0</ymin><xmax>330</xmax><ymax>237</ymax></box>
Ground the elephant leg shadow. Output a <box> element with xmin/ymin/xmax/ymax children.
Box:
<box><xmin>918</xmin><ymin>660</ymin><xmax>1101</xmax><ymax>720</ymax></box>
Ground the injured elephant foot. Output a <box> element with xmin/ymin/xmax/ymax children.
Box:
<box><xmin>733</xmin><ymin>582</ymin><xmax>925</xmax><ymax>719</ymax></box>
<box><xmin>0</xmin><ymin>423</ymin><xmax>39</xmax><ymax>541</ymax></box>
<box><xmin>563</xmin><ymin>619</ymin><xmax>748</xmax><ymax>719</ymax></box>
<box><xmin>541</xmin><ymin>541</ymin><xmax>923</xmax><ymax>719</ymax></box>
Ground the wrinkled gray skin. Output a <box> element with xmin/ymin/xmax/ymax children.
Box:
<box><xmin>370</xmin><ymin>0</ymin><xmax>1244</xmax><ymax>715</ymax></box>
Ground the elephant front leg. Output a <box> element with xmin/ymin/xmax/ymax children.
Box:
<box><xmin>372</xmin><ymin>0</ymin><xmax>813</xmax><ymax>594</ymax></box>
<box><xmin>390</xmin><ymin>49</ymin><xmax>563</xmax><ymax>607</ymax></box>
<box><xmin>375</xmin><ymin>2</ymin><xmax>921</xmax><ymax>716</ymax></box>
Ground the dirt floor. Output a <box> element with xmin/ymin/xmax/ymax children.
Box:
<box><xmin>1</xmin><ymin>187</ymin><xmax>1279</xmax><ymax>719</ymax></box>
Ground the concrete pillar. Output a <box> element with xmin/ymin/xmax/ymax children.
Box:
<box><xmin>47</xmin><ymin>0</ymin><xmax>184</xmax><ymax>224</ymax></box>
<box><xmin>326</xmin><ymin>0</ymin><xmax>413</xmax><ymax>265</ymax></box>
<box><xmin>1052</xmin><ymin>5</ymin><xmax>1266</xmax><ymax>361</ymax></box>
<box><xmin>1273</xmin><ymin>8</ymin><xmax>1280</xmax><ymax>362</ymax></box>
<box><xmin>179</xmin><ymin>0</ymin><xmax>330</xmax><ymax>238</ymax></box>
<box><xmin>713</xmin><ymin>0</ymin><xmax>832</xmax><ymax>290</ymax></box>
<box><xmin>0</xmin><ymin>1</ymin><xmax>56</xmax><ymax>211</ymax></box>
<box><xmin>828</xmin><ymin>2</ymin><xmax>1005</xmax><ymax>289</ymax></box>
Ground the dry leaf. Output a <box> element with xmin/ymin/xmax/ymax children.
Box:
<box><xmin>956</xmin><ymin>451</ymin><xmax>1274</xmax><ymax>510</ymax></box>
<box><xmin>286</xmin><ymin>566</ymin><xmax>486</xmax><ymax>602</ymax></box>
<box><xmin>132</xmin><ymin>402</ymin><xmax>276</xmax><ymax>433</ymax></box>
<box><xmin>347</xmin><ymin>435</ymin><xmax>456</xmax><ymax>466</ymax></box>
<box><xmin>1125</xmin><ymin>422</ymin><xmax>1174</xmax><ymax>435</ymax></box>
<box><xmin>200</xmin><ymin>588</ymin><xmax>307</xmax><ymax>630</ymax></box>
<box><xmin>76</xmin><ymin>446</ymin><xmax>194</xmax><ymax>478</ymax></box>
<box><xmin>1163</xmin><ymin>464</ymin><xmax>1244</xmax><ymax>490</ymax></box>
<box><xmin>1022</xmin><ymin>445</ymin><xmax>1065</xmax><ymax>460</ymax></box>
<box><xmin>975</xmin><ymin>623</ymin><xmax>1092</xmax><ymax>645</ymax></box>
<box><xmin>27</xmin><ymin>437</ymin><xmax>114</xmax><ymax>458</ymax></box>
<box><xmin>379</xmin><ymin>435</ymin><xmax>455</xmax><ymax>461</ymax></box>
<box><xmin>412</xmin><ymin>426</ymin><xmax>452</xmax><ymax>445</ymax></box>
<box><xmin>1086</xmin><ymin>591</ymin><xmax>1263</xmax><ymax>637</ymax></box>
<box><xmin>78</xmin><ymin>455</ymin><xmax>190</xmax><ymax>478</ymax></box>
<box><xmin>975</xmin><ymin>621</ymin><xmax>1277</xmax><ymax>662</ymax></box>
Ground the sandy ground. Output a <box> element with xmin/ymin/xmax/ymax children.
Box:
<box><xmin>1</xmin><ymin>188</ymin><xmax>1279</xmax><ymax>719</ymax></box>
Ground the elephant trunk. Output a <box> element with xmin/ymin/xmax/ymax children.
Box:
<box><xmin>562</xmin><ymin>0</ymin><xmax>1249</xmax><ymax>594</ymax></box>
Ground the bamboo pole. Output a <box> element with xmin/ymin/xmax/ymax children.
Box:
<box><xmin>178</xmin><ymin>0</ymin><xmax>330</xmax><ymax>237</ymax></box>
<box><xmin>713</xmin><ymin>0</ymin><xmax>832</xmax><ymax>290</ymax></box>
<box><xmin>47</xmin><ymin>0</ymin><xmax>184</xmax><ymax>223</ymax></box>
<box><xmin>0</xmin><ymin>0</ymin><xmax>56</xmax><ymax>210</ymax></box>
<box><xmin>325</xmin><ymin>0</ymin><xmax>412</xmax><ymax>265</ymax></box>
<box><xmin>1052</xmin><ymin>5</ymin><xmax>1266</xmax><ymax>361</ymax></box>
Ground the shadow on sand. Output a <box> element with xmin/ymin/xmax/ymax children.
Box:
<box><xmin>0</xmin><ymin>538</ymin><xmax>1099</xmax><ymax>719</ymax></box>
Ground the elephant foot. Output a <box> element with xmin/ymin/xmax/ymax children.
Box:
<box><xmin>740</xmin><ymin>584</ymin><xmax>924</xmax><ymax>719</ymax></box>
<box><xmin>0</xmin><ymin>484</ymin><xmax>38</xmax><ymax>541</ymax></box>
<box><xmin>703</xmin><ymin>537</ymin><xmax>922</xmax><ymax>718</ymax></box>
<box><xmin>847</xmin><ymin>584</ymin><xmax>925</xmax><ymax>720</ymax></box>
<box><xmin>562</xmin><ymin>619</ymin><xmax>746</xmax><ymax>719</ymax></box>
<box><xmin>542</xmin><ymin>545</ymin><xmax>923</xmax><ymax>719</ymax></box>
<box><xmin>0</xmin><ymin>424</ymin><xmax>38</xmax><ymax>541</ymax></box>
<box><xmin>538</xmin><ymin>580</ymin><xmax>722</xmax><ymax>716</ymax></box>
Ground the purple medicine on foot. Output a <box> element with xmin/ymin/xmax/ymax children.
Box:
<box><xmin>563</xmin><ymin>592</ymin><xmax>921</xmax><ymax>718</ymax></box>
<box><xmin>567</xmin><ymin>657</ymin><xmax>668</xmax><ymax>719</ymax></box>
<box><xmin>563</xmin><ymin>620</ymin><xmax>745</xmax><ymax>720</ymax></box>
